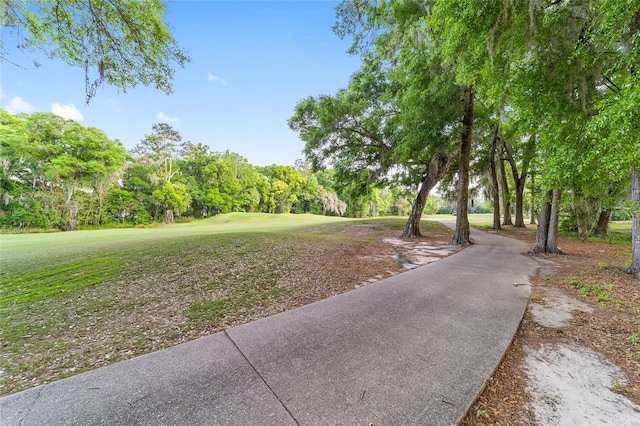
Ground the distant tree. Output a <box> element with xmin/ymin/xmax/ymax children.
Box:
<box><xmin>122</xmin><ymin>163</ymin><xmax>156</xmax><ymax>220</ymax></box>
<box><xmin>0</xmin><ymin>111</ymin><xmax>32</xmax><ymax>221</ymax></box>
<box><xmin>105</xmin><ymin>188</ymin><xmax>138</xmax><ymax>225</ymax></box>
<box><xmin>152</xmin><ymin>179</ymin><xmax>189</xmax><ymax>224</ymax></box>
<box><xmin>23</xmin><ymin>113</ymin><xmax>127</xmax><ymax>230</ymax></box>
<box><xmin>498</xmin><ymin>129</ymin><xmax>536</xmax><ymax>229</ymax></box>
<box><xmin>178</xmin><ymin>145</ymin><xmax>265</xmax><ymax>217</ymax></box>
<box><xmin>204</xmin><ymin>160</ymin><xmax>240</xmax><ymax>214</ymax></box>
<box><xmin>178</xmin><ymin>142</ymin><xmax>211</xmax><ymax>218</ymax></box>
<box><xmin>220</xmin><ymin>151</ymin><xmax>263</xmax><ymax>212</ymax></box>
<box><xmin>488</xmin><ymin>125</ymin><xmax>502</xmax><ymax>230</ymax></box>
<box><xmin>1</xmin><ymin>112</ymin><xmax>127</xmax><ymax>230</ymax></box>
<box><xmin>318</xmin><ymin>190</ymin><xmax>347</xmax><ymax>216</ymax></box>
<box><xmin>292</xmin><ymin>174</ymin><xmax>319</xmax><ymax>213</ymax></box>
<box><xmin>2</xmin><ymin>0</ymin><xmax>190</xmax><ymax>103</ymax></box>
<box><xmin>259</xmin><ymin>165</ymin><xmax>304</xmax><ymax>214</ymax></box>
<box><xmin>133</xmin><ymin>123</ymin><xmax>187</xmax><ymax>224</ymax></box>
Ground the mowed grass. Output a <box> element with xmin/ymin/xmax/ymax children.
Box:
<box><xmin>0</xmin><ymin>213</ymin><xmax>351</xmax><ymax>306</ymax></box>
<box><xmin>591</xmin><ymin>221</ymin><xmax>633</xmax><ymax>244</ymax></box>
<box><xmin>0</xmin><ymin>213</ymin><xmax>348</xmax><ymax>259</ymax></box>
<box><xmin>1</xmin><ymin>257</ymin><xmax>124</xmax><ymax>305</ymax></box>
<box><xmin>0</xmin><ymin>213</ymin><xmax>451</xmax><ymax>396</ymax></box>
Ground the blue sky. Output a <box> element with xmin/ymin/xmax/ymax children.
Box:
<box><xmin>0</xmin><ymin>1</ymin><xmax>361</xmax><ymax>166</ymax></box>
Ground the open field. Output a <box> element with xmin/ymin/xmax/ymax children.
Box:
<box><xmin>0</xmin><ymin>214</ymin><xmax>455</xmax><ymax>396</ymax></box>
<box><xmin>0</xmin><ymin>213</ymin><xmax>351</xmax><ymax>259</ymax></box>
<box><xmin>4</xmin><ymin>213</ymin><xmax>636</xmax><ymax>423</ymax></box>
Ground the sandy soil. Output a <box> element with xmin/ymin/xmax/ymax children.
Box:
<box><xmin>461</xmin><ymin>227</ymin><xmax>640</xmax><ymax>425</ymax></box>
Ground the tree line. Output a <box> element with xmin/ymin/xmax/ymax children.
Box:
<box><xmin>288</xmin><ymin>0</ymin><xmax>639</xmax><ymax>276</ymax></box>
<box><xmin>2</xmin><ymin>0</ymin><xmax>638</xmax><ymax>276</ymax></box>
<box><xmin>0</xmin><ymin>110</ymin><xmax>429</xmax><ymax>230</ymax></box>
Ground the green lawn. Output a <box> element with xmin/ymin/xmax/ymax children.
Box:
<box><xmin>0</xmin><ymin>213</ymin><xmax>349</xmax><ymax>256</ymax></box>
<box><xmin>8</xmin><ymin>212</ymin><xmax>628</xmax><ymax>396</ymax></box>
<box><xmin>1</xmin><ymin>213</ymin><xmax>348</xmax><ymax>307</ymax></box>
<box><xmin>0</xmin><ymin>213</ymin><xmax>351</xmax><ymax>276</ymax></box>
<box><xmin>2</xmin><ymin>213</ymin><xmax>443</xmax><ymax>396</ymax></box>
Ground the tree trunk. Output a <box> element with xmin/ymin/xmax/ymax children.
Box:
<box><xmin>451</xmin><ymin>86</ymin><xmax>474</xmax><ymax>246</ymax></box>
<box><xmin>533</xmin><ymin>189</ymin><xmax>552</xmax><ymax>254</ymax></box>
<box><xmin>68</xmin><ymin>196</ymin><xmax>78</xmax><ymax>231</ymax></box>
<box><xmin>490</xmin><ymin>125</ymin><xmax>502</xmax><ymax>230</ymax></box>
<box><xmin>547</xmin><ymin>188</ymin><xmax>562</xmax><ymax>253</ymax></box>
<box><xmin>513</xmin><ymin>178</ymin><xmax>526</xmax><ymax>228</ymax></box>
<box><xmin>402</xmin><ymin>176</ymin><xmax>431</xmax><ymax>239</ymax></box>
<box><xmin>96</xmin><ymin>182</ymin><xmax>106</xmax><ymax>226</ymax></box>
<box><xmin>529</xmin><ymin>173</ymin><xmax>536</xmax><ymax>225</ymax></box>
<box><xmin>402</xmin><ymin>149</ymin><xmax>460</xmax><ymax>238</ymax></box>
<box><xmin>164</xmin><ymin>208</ymin><xmax>174</xmax><ymax>224</ymax></box>
<box><xmin>594</xmin><ymin>209</ymin><xmax>612</xmax><ymax>238</ymax></box>
<box><xmin>499</xmin><ymin>157</ymin><xmax>513</xmax><ymax>226</ymax></box>
<box><xmin>627</xmin><ymin>167</ymin><xmax>640</xmax><ymax>277</ymax></box>
<box><xmin>503</xmin><ymin>140</ymin><xmax>528</xmax><ymax>228</ymax></box>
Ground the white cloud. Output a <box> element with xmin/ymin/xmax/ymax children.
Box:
<box><xmin>207</xmin><ymin>73</ymin><xmax>228</xmax><ymax>86</ymax></box>
<box><xmin>51</xmin><ymin>103</ymin><xmax>83</xmax><ymax>121</ymax></box>
<box><xmin>0</xmin><ymin>87</ymin><xmax>36</xmax><ymax>114</ymax></box>
<box><xmin>157</xmin><ymin>112</ymin><xmax>179</xmax><ymax>123</ymax></box>
<box><xmin>6</xmin><ymin>96</ymin><xmax>36</xmax><ymax>114</ymax></box>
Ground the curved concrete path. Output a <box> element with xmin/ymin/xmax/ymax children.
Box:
<box><xmin>1</xmin><ymin>225</ymin><xmax>538</xmax><ymax>425</ymax></box>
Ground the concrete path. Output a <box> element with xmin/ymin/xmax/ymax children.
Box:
<box><xmin>1</xmin><ymin>225</ymin><xmax>538</xmax><ymax>425</ymax></box>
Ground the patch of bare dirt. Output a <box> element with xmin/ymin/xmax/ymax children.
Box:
<box><xmin>460</xmin><ymin>228</ymin><xmax>640</xmax><ymax>425</ymax></box>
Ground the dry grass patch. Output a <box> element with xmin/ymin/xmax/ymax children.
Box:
<box><xmin>1</xmin><ymin>218</ymin><xmax>454</xmax><ymax>396</ymax></box>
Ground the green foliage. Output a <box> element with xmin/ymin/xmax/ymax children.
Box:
<box><xmin>333</xmin><ymin>0</ymin><xmax>637</xmax><ymax>258</ymax></box>
<box><xmin>476</xmin><ymin>409</ymin><xmax>490</xmax><ymax>419</ymax></box>
<box><xmin>612</xmin><ymin>382</ymin><xmax>632</xmax><ymax>395</ymax></box>
<box><xmin>0</xmin><ymin>205</ymin><xmax>34</xmax><ymax>228</ymax></box>
<box><xmin>568</xmin><ymin>278</ymin><xmax>615</xmax><ymax>305</ymax></box>
<box><xmin>292</xmin><ymin>5</ymin><xmax>463</xmax><ymax>217</ymax></box>
<box><xmin>3</xmin><ymin>0</ymin><xmax>190</xmax><ymax>103</ymax></box>
<box><xmin>133</xmin><ymin>206</ymin><xmax>153</xmax><ymax>225</ymax></box>
<box><xmin>133</xmin><ymin>123</ymin><xmax>190</xmax><ymax>224</ymax></box>
<box><xmin>423</xmin><ymin>196</ymin><xmax>439</xmax><ymax>216</ymax></box>
<box><xmin>4</xmin><ymin>0</ymin><xmax>640</xmax><ymax>251</ymax></box>
<box><xmin>105</xmin><ymin>189</ymin><xmax>138</xmax><ymax>224</ymax></box>
<box><xmin>0</xmin><ymin>112</ymin><xmax>126</xmax><ymax>230</ymax></box>
<box><xmin>259</xmin><ymin>165</ymin><xmax>306</xmax><ymax>214</ymax></box>
<box><xmin>1</xmin><ymin>111</ymin><xmax>357</xmax><ymax>230</ymax></box>
<box><xmin>587</xmin><ymin>224</ymin><xmax>632</xmax><ymax>246</ymax></box>
<box><xmin>473</xmin><ymin>202</ymin><xmax>493</xmax><ymax>215</ymax></box>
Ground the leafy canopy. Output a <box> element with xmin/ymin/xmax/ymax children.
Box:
<box><xmin>1</xmin><ymin>0</ymin><xmax>190</xmax><ymax>103</ymax></box>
